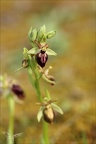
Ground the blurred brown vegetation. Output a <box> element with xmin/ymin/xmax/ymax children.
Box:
<box><xmin>0</xmin><ymin>0</ymin><xmax>96</xmax><ymax>144</ymax></box>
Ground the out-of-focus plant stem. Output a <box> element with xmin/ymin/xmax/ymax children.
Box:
<box><xmin>7</xmin><ymin>95</ymin><xmax>15</xmax><ymax>144</ymax></box>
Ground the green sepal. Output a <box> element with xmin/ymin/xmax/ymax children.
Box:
<box><xmin>37</xmin><ymin>107</ymin><xmax>43</xmax><ymax>122</ymax></box>
<box><xmin>46</xmin><ymin>31</ymin><xmax>56</xmax><ymax>39</ymax></box>
<box><xmin>51</xmin><ymin>103</ymin><xmax>64</xmax><ymax>115</ymax></box>
<box><xmin>46</xmin><ymin>48</ymin><xmax>57</xmax><ymax>56</ymax></box>
<box><xmin>27</xmin><ymin>47</ymin><xmax>39</xmax><ymax>55</ymax></box>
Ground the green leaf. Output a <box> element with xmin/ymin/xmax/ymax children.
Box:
<box><xmin>51</xmin><ymin>103</ymin><xmax>64</xmax><ymax>115</ymax></box>
<box><xmin>27</xmin><ymin>47</ymin><xmax>39</xmax><ymax>54</ymax></box>
<box><xmin>46</xmin><ymin>48</ymin><xmax>57</xmax><ymax>56</ymax></box>
<box><xmin>37</xmin><ymin>107</ymin><xmax>43</xmax><ymax>122</ymax></box>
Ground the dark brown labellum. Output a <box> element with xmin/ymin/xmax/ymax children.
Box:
<box><xmin>43</xmin><ymin>104</ymin><xmax>55</xmax><ymax>124</ymax></box>
<box><xmin>11</xmin><ymin>84</ymin><xmax>25</xmax><ymax>100</ymax></box>
<box><xmin>36</xmin><ymin>50</ymin><xmax>48</xmax><ymax>68</ymax></box>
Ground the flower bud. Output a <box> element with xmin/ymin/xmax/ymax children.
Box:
<box><xmin>43</xmin><ymin>104</ymin><xmax>55</xmax><ymax>124</ymax></box>
<box><xmin>40</xmin><ymin>34</ymin><xmax>46</xmax><ymax>45</ymax></box>
<box><xmin>23</xmin><ymin>47</ymin><xmax>28</xmax><ymax>59</ymax></box>
<box><xmin>46</xmin><ymin>31</ymin><xmax>56</xmax><ymax>39</ymax></box>
<box><xmin>22</xmin><ymin>59</ymin><xmax>28</xmax><ymax>68</ymax></box>
<box><xmin>28</xmin><ymin>28</ymin><xmax>37</xmax><ymax>42</ymax></box>
<box><xmin>37</xmin><ymin>25</ymin><xmax>46</xmax><ymax>43</ymax></box>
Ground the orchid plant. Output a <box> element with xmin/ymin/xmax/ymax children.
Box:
<box><xmin>17</xmin><ymin>25</ymin><xmax>63</xmax><ymax>144</ymax></box>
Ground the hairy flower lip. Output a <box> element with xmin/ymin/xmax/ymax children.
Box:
<box><xmin>36</xmin><ymin>51</ymin><xmax>48</xmax><ymax>68</ymax></box>
<box><xmin>43</xmin><ymin>106</ymin><xmax>55</xmax><ymax>124</ymax></box>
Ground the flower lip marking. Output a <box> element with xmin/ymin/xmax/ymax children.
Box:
<box><xmin>36</xmin><ymin>50</ymin><xmax>48</xmax><ymax>68</ymax></box>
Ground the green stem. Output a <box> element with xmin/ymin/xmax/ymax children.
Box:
<box><xmin>28</xmin><ymin>66</ymin><xmax>49</xmax><ymax>144</ymax></box>
<box><xmin>35</xmin><ymin>79</ymin><xmax>42</xmax><ymax>102</ymax></box>
<box><xmin>7</xmin><ymin>95</ymin><xmax>15</xmax><ymax>144</ymax></box>
<box><xmin>42</xmin><ymin>120</ymin><xmax>49</xmax><ymax>144</ymax></box>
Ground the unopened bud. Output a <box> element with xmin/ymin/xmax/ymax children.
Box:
<box><xmin>37</xmin><ymin>25</ymin><xmax>46</xmax><ymax>43</ymax></box>
<box><xmin>40</xmin><ymin>34</ymin><xmax>46</xmax><ymax>45</ymax></box>
<box><xmin>46</xmin><ymin>31</ymin><xmax>56</xmax><ymax>39</ymax></box>
<box><xmin>28</xmin><ymin>28</ymin><xmax>37</xmax><ymax>42</ymax></box>
<box><xmin>22</xmin><ymin>59</ymin><xmax>28</xmax><ymax>68</ymax></box>
<box><xmin>23</xmin><ymin>47</ymin><xmax>28</xmax><ymax>59</ymax></box>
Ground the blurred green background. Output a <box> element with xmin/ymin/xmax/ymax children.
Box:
<box><xmin>0</xmin><ymin>0</ymin><xmax>96</xmax><ymax>144</ymax></box>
